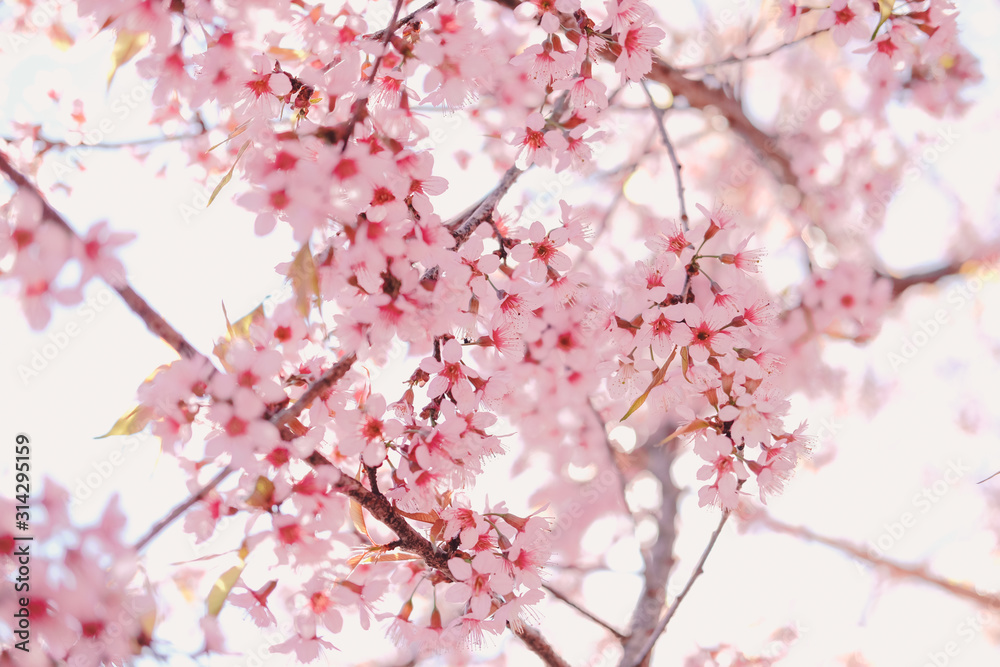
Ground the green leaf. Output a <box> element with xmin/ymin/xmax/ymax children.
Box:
<box><xmin>207</xmin><ymin>140</ymin><xmax>251</xmax><ymax>207</ymax></box>
<box><xmin>96</xmin><ymin>404</ymin><xmax>155</xmax><ymax>439</ymax></box>
<box><xmin>620</xmin><ymin>348</ymin><xmax>677</xmax><ymax>421</ymax></box>
<box><xmin>108</xmin><ymin>30</ymin><xmax>149</xmax><ymax>90</ymax></box>
<box><xmin>871</xmin><ymin>0</ymin><xmax>895</xmax><ymax>40</ymax></box>
<box><xmin>206</xmin><ymin>540</ymin><xmax>250</xmax><ymax>616</ymax></box>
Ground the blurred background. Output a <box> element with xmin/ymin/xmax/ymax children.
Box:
<box><xmin>2</xmin><ymin>0</ymin><xmax>1000</xmax><ymax>665</ymax></box>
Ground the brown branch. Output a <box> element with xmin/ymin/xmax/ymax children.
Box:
<box><xmin>485</xmin><ymin>0</ymin><xmax>799</xmax><ymax>191</ymax></box>
<box><xmin>133</xmin><ymin>353</ymin><xmax>357</xmax><ymax>551</ymax></box>
<box><xmin>339</xmin><ymin>0</ymin><xmax>407</xmax><ymax>151</ymax></box>
<box><xmin>542</xmin><ymin>583</ymin><xmax>626</xmax><ymax>640</ymax></box>
<box><xmin>368</xmin><ymin>0</ymin><xmax>438</xmax><ymax>41</ymax></box>
<box><xmin>640</xmin><ymin>82</ymin><xmax>689</xmax><ymax>230</ymax></box>
<box><xmin>619</xmin><ymin>426</ymin><xmax>680</xmax><ymax>667</ymax></box>
<box><xmin>631</xmin><ymin>509</ymin><xmax>731</xmax><ymax>665</ymax></box>
<box><xmin>512</xmin><ymin>626</ymin><xmax>572</xmax><ymax>667</ymax></box>
<box><xmin>449</xmin><ymin>164</ymin><xmax>523</xmax><ymax>247</ymax></box>
<box><xmin>133</xmin><ymin>465</ymin><xmax>232</xmax><ymax>552</ymax></box>
<box><xmin>882</xmin><ymin>252</ymin><xmax>999</xmax><ymax>298</ymax></box>
<box><xmin>332</xmin><ymin>474</ymin><xmax>453</xmax><ymax>573</ymax></box>
<box><xmin>755</xmin><ymin>514</ymin><xmax>1000</xmax><ymax>609</ymax></box>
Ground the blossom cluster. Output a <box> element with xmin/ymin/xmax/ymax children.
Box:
<box><xmin>0</xmin><ymin>485</ymin><xmax>153</xmax><ymax>666</ymax></box>
<box><xmin>0</xmin><ymin>189</ymin><xmax>134</xmax><ymax>330</ymax></box>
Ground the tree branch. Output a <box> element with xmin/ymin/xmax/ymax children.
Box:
<box><xmin>676</xmin><ymin>29</ymin><xmax>828</xmax><ymax>73</ymax></box>
<box><xmin>619</xmin><ymin>427</ymin><xmax>679</xmax><ymax>667</ymax></box>
<box><xmin>631</xmin><ymin>509</ymin><xmax>731</xmax><ymax>665</ymax></box>
<box><xmin>542</xmin><ymin>583</ymin><xmax>626</xmax><ymax>640</ymax></box>
<box><xmin>882</xmin><ymin>251</ymin><xmax>999</xmax><ymax>298</ymax></box>
<box><xmin>132</xmin><ymin>353</ymin><xmax>357</xmax><ymax>551</ymax></box>
<box><xmin>512</xmin><ymin>626</ymin><xmax>572</xmax><ymax>667</ymax></box>
<box><xmin>484</xmin><ymin>0</ymin><xmax>799</xmax><ymax>191</ymax></box>
<box><xmin>640</xmin><ymin>82</ymin><xmax>689</xmax><ymax>230</ymax></box>
<box><xmin>448</xmin><ymin>164</ymin><xmax>523</xmax><ymax>246</ymax></box>
<box><xmin>368</xmin><ymin>0</ymin><xmax>439</xmax><ymax>41</ymax></box>
<box><xmin>755</xmin><ymin>514</ymin><xmax>1000</xmax><ymax>609</ymax></box>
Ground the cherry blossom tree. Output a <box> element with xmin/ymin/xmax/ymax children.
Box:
<box><xmin>1</xmin><ymin>0</ymin><xmax>999</xmax><ymax>665</ymax></box>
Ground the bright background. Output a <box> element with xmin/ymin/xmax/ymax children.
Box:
<box><xmin>2</xmin><ymin>1</ymin><xmax>1000</xmax><ymax>665</ymax></box>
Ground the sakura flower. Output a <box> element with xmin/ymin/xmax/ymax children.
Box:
<box><xmin>334</xmin><ymin>394</ymin><xmax>403</xmax><ymax>465</ymax></box>
<box><xmin>598</xmin><ymin>0</ymin><xmax>655</xmax><ymax>36</ymax></box>
<box><xmin>510</xmin><ymin>42</ymin><xmax>575</xmax><ymax>82</ymax></box>
<box><xmin>694</xmin><ymin>431</ymin><xmax>747</xmax><ymax>509</ymax></box>
<box><xmin>237</xmin><ymin>54</ymin><xmax>294</xmax><ymax>121</ymax></box>
<box><xmin>614</xmin><ymin>23</ymin><xmax>665</xmax><ymax>84</ymax></box>
<box><xmin>510</xmin><ymin>221</ymin><xmax>572</xmax><ymax>282</ymax></box>
<box><xmin>557</xmin><ymin>200</ymin><xmax>595</xmax><ymax>250</ymax></box>
<box><xmin>511</xmin><ymin>112</ymin><xmax>568</xmax><ymax>169</ymax></box>
<box><xmin>817</xmin><ymin>0</ymin><xmax>872</xmax><ymax>46</ymax></box>
<box><xmin>11</xmin><ymin>223</ymin><xmax>79</xmax><ymax>330</ymax></box>
<box><xmin>552</xmin><ymin>69</ymin><xmax>609</xmax><ymax>110</ymax></box>
<box><xmin>72</xmin><ymin>220</ymin><xmax>135</xmax><ymax>287</ymax></box>
<box><xmin>604</xmin><ymin>355</ymin><xmax>657</xmax><ymax>400</ymax></box>
<box><xmin>669</xmin><ymin>303</ymin><xmax>732</xmax><ymax>363</ymax></box>
<box><xmin>720</xmin><ymin>234</ymin><xmax>766</xmax><ymax>273</ymax></box>
<box><xmin>331</xmin><ymin>566</ymin><xmax>391</xmax><ymax>630</ymax></box>
<box><xmin>776</xmin><ymin>1</ymin><xmax>806</xmax><ymax>40</ymax></box>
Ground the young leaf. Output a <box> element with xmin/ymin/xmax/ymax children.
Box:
<box><xmin>621</xmin><ymin>348</ymin><xmax>677</xmax><ymax>421</ymax></box>
<box><xmin>350</xmin><ymin>497</ymin><xmax>373</xmax><ymax>544</ymax></box>
<box><xmin>207</xmin><ymin>120</ymin><xmax>252</xmax><ymax>153</ymax></box>
<box><xmin>206</xmin><ymin>140</ymin><xmax>251</xmax><ymax>207</ymax></box>
<box><xmin>206</xmin><ymin>540</ymin><xmax>250</xmax><ymax>616</ymax></box>
<box><xmin>245</xmin><ymin>476</ymin><xmax>276</xmax><ymax>510</ymax></box>
<box><xmin>96</xmin><ymin>404</ymin><xmax>155</xmax><ymax>439</ymax></box>
<box><xmin>214</xmin><ymin>302</ymin><xmax>266</xmax><ymax>365</ymax></box>
<box><xmin>658</xmin><ymin>419</ymin><xmax>710</xmax><ymax>447</ymax></box>
<box><xmin>108</xmin><ymin>30</ymin><xmax>149</xmax><ymax>90</ymax></box>
<box><xmin>871</xmin><ymin>0</ymin><xmax>895</xmax><ymax>40</ymax></box>
<box><xmin>289</xmin><ymin>242</ymin><xmax>320</xmax><ymax>317</ymax></box>
<box><xmin>207</xmin><ymin>564</ymin><xmax>245</xmax><ymax>616</ymax></box>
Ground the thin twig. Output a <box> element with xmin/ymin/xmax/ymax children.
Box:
<box><xmin>133</xmin><ymin>466</ymin><xmax>233</xmax><ymax>552</ymax></box>
<box><xmin>2</xmin><ymin>130</ymin><xmax>210</xmax><ymax>151</ymax></box>
<box><xmin>640</xmin><ymin>82</ymin><xmax>688</xmax><ymax>231</ymax></box>
<box><xmin>631</xmin><ymin>509</ymin><xmax>731</xmax><ymax>665</ymax></box>
<box><xmin>340</xmin><ymin>0</ymin><xmax>407</xmax><ymax>151</ymax></box>
<box><xmin>756</xmin><ymin>515</ymin><xmax>1000</xmax><ymax>609</ymax></box>
<box><xmin>542</xmin><ymin>583</ymin><xmax>626</xmax><ymax>640</ymax></box>
<box><xmin>368</xmin><ymin>0</ymin><xmax>438</xmax><ymax>41</ymax></box>
<box><xmin>677</xmin><ymin>29</ymin><xmax>828</xmax><ymax>73</ymax></box>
